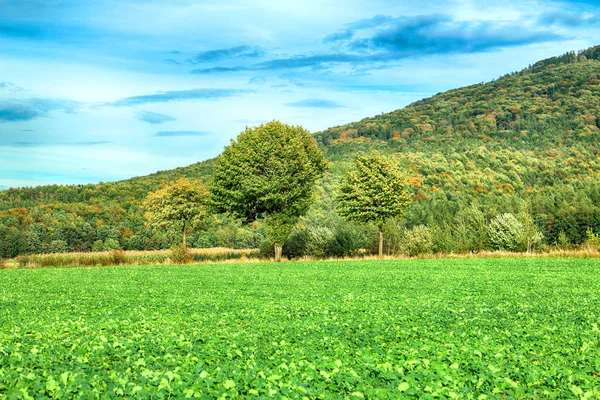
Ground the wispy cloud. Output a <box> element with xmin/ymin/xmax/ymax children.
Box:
<box><xmin>12</xmin><ymin>141</ymin><xmax>110</xmax><ymax>147</ymax></box>
<box><xmin>189</xmin><ymin>45</ymin><xmax>266</xmax><ymax>64</ymax></box>
<box><xmin>111</xmin><ymin>88</ymin><xmax>253</xmax><ymax>106</ymax></box>
<box><xmin>328</xmin><ymin>14</ymin><xmax>562</xmax><ymax>55</ymax></box>
<box><xmin>191</xmin><ymin>14</ymin><xmax>562</xmax><ymax>75</ymax></box>
<box><xmin>0</xmin><ymin>81</ymin><xmax>25</xmax><ymax>92</ymax></box>
<box><xmin>0</xmin><ymin>98</ymin><xmax>79</xmax><ymax>122</ymax></box>
<box><xmin>285</xmin><ymin>99</ymin><xmax>346</xmax><ymax>109</ymax></box>
<box><xmin>136</xmin><ymin>110</ymin><xmax>177</xmax><ymax>124</ymax></box>
<box><xmin>538</xmin><ymin>11</ymin><xmax>600</xmax><ymax>27</ymax></box>
<box><xmin>155</xmin><ymin>131</ymin><xmax>210</xmax><ymax>137</ymax></box>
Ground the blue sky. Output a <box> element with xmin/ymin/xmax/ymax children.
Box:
<box><xmin>1</xmin><ymin>0</ymin><xmax>599</xmax><ymax>189</ymax></box>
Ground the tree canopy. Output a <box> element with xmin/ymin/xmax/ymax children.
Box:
<box><xmin>144</xmin><ymin>178</ymin><xmax>209</xmax><ymax>247</ymax></box>
<box><xmin>211</xmin><ymin>121</ymin><xmax>329</xmax><ymax>260</ymax></box>
<box><xmin>336</xmin><ymin>151</ymin><xmax>412</xmax><ymax>257</ymax></box>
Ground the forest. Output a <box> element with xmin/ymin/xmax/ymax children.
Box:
<box><xmin>1</xmin><ymin>45</ymin><xmax>600</xmax><ymax>259</ymax></box>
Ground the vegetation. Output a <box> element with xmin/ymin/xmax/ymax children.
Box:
<box><xmin>13</xmin><ymin>248</ymin><xmax>258</xmax><ymax>268</ymax></box>
<box><xmin>1</xmin><ymin>258</ymin><xmax>599</xmax><ymax>397</ymax></box>
<box><xmin>336</xmin><ymin>152</ymin><xmax>412</xmax><ymax>257</ymax></box>
<box><xmin>211</xmin><ymin>121</ymin><xmax>329</xmax><ymax>261</ymax></box>
<box><xmin>2</xmin><ymin>46</ymin><xmax>600</xmax><ymax>258</ymax></box>
<box><xmin>144</xmin><ymin>178</ymin><xmax>209</xmax><ymax>248</ymax></box>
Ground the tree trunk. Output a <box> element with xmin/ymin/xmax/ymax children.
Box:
<box><xmin>274</xmin><ymin>244</ymin><xmax>283</xmax><ymax>262</ymax></box>
<box><xmin>378</xmin><ymin>230</ymin><xmax>383</xmax><ymax>259</ymax></box>
<box><xmin>183</xmin><ymin>230</ymin><xmax>187</xmax><ymax>248</ymax></box>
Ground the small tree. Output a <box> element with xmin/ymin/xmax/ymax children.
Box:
<box><xmin>488</xmin><ymin>213</ymin><xmax>523</xmax><ymax>251</ymax></box>
<box><xmin>211</xmin><ymin>121</ymin><xmax>329</xmax><ymax>261</ymax></box>
<box><xmin>517</xmin><ymin>203</ymin><xmax>543</xmax><ymax>253</ymax></box>
<box><xmin>336</xmin><ymin>152</ymin><xmax>412</xmax><ymax>258</ymax></box>
<box><xmin>144</xmin><ymin>178</ymin><xmax>209</xmax><ymax>248</ymax></box>
<box><xmin>401</xmin><ymin>225</ymin><xmax>433</xmax><ymax>257</ymax></box>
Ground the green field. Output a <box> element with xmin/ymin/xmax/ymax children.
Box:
<box><xmin>1</xmin><ymin>259</ymin><xmax>599</xmax><ymax>399</ymax></box>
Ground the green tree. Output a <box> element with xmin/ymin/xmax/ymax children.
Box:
<box><xmin>211</xmin><ymin>121</ymin><xmax>329</xmax><ymax>261</ymax></box>
<box><xmin>488</xmin><ymin>213</ymin><xmax>523</xmax><ymax>251</ymax></box>
<box><xmin>336</xmin><ymin>152</ymin><xmax>412</xmax><ymax>258</ymax></box>
<box><xmin>401</xmin><ymin>225</ymin><xmax>434</xmax><ymax>257</ymax></box>
<box><xmin>144</xmin><ymin>178</ymin><xmax>209</xmax><ymax>248</ymax></box>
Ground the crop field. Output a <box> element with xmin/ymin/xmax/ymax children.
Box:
<box><xmin>1</xmin><ymin>259</ymin><xmax>599</xmax><ymax>398</ymax></box>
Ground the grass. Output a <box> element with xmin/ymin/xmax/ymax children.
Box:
<box><xmin>0</xmin><ymin>258</ymin><xmax>599</xmax><ymax>398</ymax></box>
<box><xmin>12</xmin><ymin>248</ymin><xmax>260</xmax><ymax>268</ymax></box>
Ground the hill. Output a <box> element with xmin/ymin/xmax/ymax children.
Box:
<box><xmin>2</xmin><ymin>46</ymin><xmax>600</xmax><ymax>257</ymax></box>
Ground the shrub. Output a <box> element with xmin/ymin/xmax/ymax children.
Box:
<box><xmin>48</xmin><ymin>240</ymin><xmax>69</xmax><ymax>254</ymax></box>
<box><xmin>0</xmin><ymin>258</ymin><xmax>6</xmax><ymax>269</ymax></box>
<box><xmin>170</xmin><ymin>244</ymin><xmax>193</xmax><ymax>264</ymax></box>
<box><xmin>454</xmin><ymin>206</ymin><xmax>488</xmax><ymax>252</ymax></box>
<box><xmin>110</xmin><ymin>250</ymin><xmax>127</xmax><ymax>265</ymax></box>
<box><xmin>517</xmin><ymin>204</ymin><xmax>544</xmax><ymax>253</ymax></box>
<box><xmin>327</xmin><ymin>223</ymin><xmax>367</xmax><ymax>258</ymax></box>
<box><xmin>103</xmin><ymin>238</ymin><xmax>121</xmax><ymax>251</ymax></box>
<box><xmin>234</xmin><ymin>228</ymin><xmax>263</xmax><ymax>249</ymax></box>
<box><xmin>259</xmin><ymin>240</ymin><xmax>275</xmax><ymax>259</ymax></box>
<box><xmin>430</xmin><ymin>224</ymin><xmax>454</xmax><ymax>253</ymax></box>
<box><xmin>216</xmin><ymin>225</ymin><xmax>236</xmax><ymax>248</ymax></box>
<box><xmin>401</xmin><ymin>225</ymin><xmax>434</xmax><ymax>257</ymax></box>
<box><xmin>488</xmin><ymin>213</ymin><xmax>523</xmax><ymax>251</ymax></box>
<box><xmin>92</xmin><ymin>240</ymin><xmax>104</xmax><ymax>252</ymax></box>
<box><xmin>585</xmin><ymin>228</ymin><xmax>599</xmax><ymax>250</ymax></box>
<box><xmin>305</xmin><ymin>226</ymin><xmax>335</xmax><ymax>258</ymax></box>
<box><xmin>283</xmin><ymin>229</ymin><xmax>309</xmax><ymax>259</ymax></box>
<box><xmin>556</xmin><ymin>230</ymin><xmax>571</xmax><ymax>250</ymax></box>
<box><xmin>195</xmin><ymin>231</ymin><xmax>218</xmax><ymax>248</ymax></box>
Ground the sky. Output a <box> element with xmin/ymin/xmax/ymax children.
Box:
<box><xmin>1</xmin><ymin>0</ymin><xmax>599</xmax><ymax>189</ymax></box>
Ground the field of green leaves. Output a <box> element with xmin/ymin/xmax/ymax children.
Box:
<box><xmin>1</xmin><ymin>259</ymin><xmax>599</xmax><ymax>398</ymax></box>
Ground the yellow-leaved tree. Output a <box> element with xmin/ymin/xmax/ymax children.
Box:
<box><xmin>144</xmin><ymin>178</ymin><xmax>209</xmax><ymax>248</ymax></box>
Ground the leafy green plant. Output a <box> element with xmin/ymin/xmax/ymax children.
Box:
<box><xmin>170</xmin><ymin>244</ymin><xmax>193</xmax><ymax>264</ymax></box>
<box><xmin>488</xmin><ymin>213</ymin><xmax>524</xmax><ymax>251</ymax></box>
<box><xmin>1</xmin><ymin>258</ymin><xmax>599</xmax><ymax>397</ymax></box>
<box><xmin>103</xmin><ymin>238</ymin><xmax>121</xmax><ymax>251</ymax></box>
<box><xmin>585</xmin><ymin>227</ymin><xmax>599</xmax><ymax>250</ymax></box>
<box><xmin>401</xmin><ymin>225</ymin><xmax>434</xmax><ymax>256</ymax></box>
<box><xmin>92</xmin><ymin>240</ymin><xmax>104</xmax><ymax>252</ymax></box>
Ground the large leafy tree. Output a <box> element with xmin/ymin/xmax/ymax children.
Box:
<box><xmin>211</xmin><ymin>121</ymin><xmax>329</xmax><ymax>261</ymax></box>
<box><xmin>336</xmin><ymin>152</ymin><xmax>412</xmax><ymax>258</ymax></box>
<box><xmin>144</xmin><ymin>178</ymin><xmax>209</xmax><ymax>247</ymax></box>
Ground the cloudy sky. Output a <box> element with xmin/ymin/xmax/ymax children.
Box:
<box><xmin>1</xmin><ymin>0</ymin><xmax>599</xmax><ymax>189</ymax></box>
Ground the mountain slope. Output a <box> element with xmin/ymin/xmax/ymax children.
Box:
<box><xmin>1</xmin><ymin>46</ymin><xmax>600</xmax><ymax>256</ymax></box>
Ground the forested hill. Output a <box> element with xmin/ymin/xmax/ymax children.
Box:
<box><xmin>317</xmin><ymin>45</ymin><xmax>600</xmax><ymax>150</ymax></box>
<box><xmin>2</xmin><ymin>45</ymin><xmax>600</xmax><ymax>256</ymax></box>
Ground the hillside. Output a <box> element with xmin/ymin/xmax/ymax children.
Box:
<box><xmin>2</xmin><ymin>46</ymin><xmax>600</xmax><ymax>257</ymax></box>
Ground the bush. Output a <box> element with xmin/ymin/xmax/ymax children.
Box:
<box><xmin>556</xmin><ymin>230</ymin><xmax>571</xmax><ymax>250</ymax></box>
<box><xmin>195</xmin><ymin>231</ymin><xmax>218</xmax><ymax>248</ymax></box>
<box><xmin>92</xmin><ymin>240</ymin><xmax>104</xmax><ymax>252</ymax></box>
<box><xmin>488</xmin><ymin>213</ymin><xmax>523</xmax><ymax>251</ymax></box>
<box><xmin>110</xmin><ymin>250</ymin><xmax>127</xmax><ymax>265</ymax></box>
<box><xmin>454</xmin><ymin>206</ymin><xmax>488</xmax><ymax>252</ymax></box>
<box><xmin>234</xmin><ymin>228</ymin><xmax>263</xmax><ymax>249</ymax></box>
<box><xmin>401</xmin><ymin>225</ymin><xmax>434</xmax><ymax>257</ymax></box>
<box><xmin>47</xmin><ymin>240</ymin><xmax>69</xmax><ymax>254</ymax></box>
<box><xmin>585</xmin><ymin>228</ymin><xmax>599</xmax><ymax>250</ymax></box>
<box><xmin>170</xmin><ymin>244</ymin><xmax>193</xmax><ymax>264</ymax></box>
<box><xmin>305</xmin><ymin>226</ymin><xmax>335</xmax><ymax>258</ymax></box>
<box><xmin>259</xmin><ymin>240</ymin><xmax>275</xmax><ymax>258</ymax></box>
<box><xmin>216</xmin><ymin>225</ymin><xmax>236</xmax><ymax>248</ymax></box>
<box><xmin>327</xmin><ymin>223</ymin><xmax>367</xmax><ymax>258</ymax></box>
<box><xmin>0</xmin><ymin>258</ymin><xmax>6</xmax><ymax>269</ymax></box>
<box><xmin>430</xmin><ymin>224</ymin><xmax>454</xmax><ymax>254</ymax></box>
<box><xmin>103</xmin><ymin>238</ymin><xmax>121</xmax><ymax>251</ymax></box>
<box><xmin>283</xmin><ymin>229</ymin><xmax>309</xmax><ymax>259</ymax></box>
